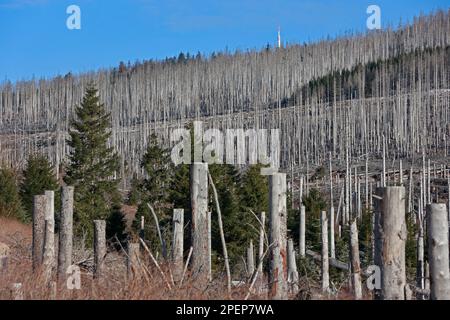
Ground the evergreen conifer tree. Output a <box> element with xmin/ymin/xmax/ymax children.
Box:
<box><xmin>20</xmin><ymin>154</ymin><xmax>59</xmax><ymax>221</ymax></box>
<box><xmin>64</xmin><ymin>84</ymin><xmax>121</xmax><ymax>240</ymax></box>
<box><xmin>0</xmin><ymin>168</ymin><xmax>24</xmax><ymax>220</ymax></box>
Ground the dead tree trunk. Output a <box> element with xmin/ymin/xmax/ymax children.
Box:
<box><xmin>299</xmin><ymin>205</ymin><xmax>306</xmax><ymax>257</ymax></box>
<box><xmin>58</xmin><ymin>186</ymin><xmax>74</xmax><ymax>279</ymax></box>
<box><xmin>172</xmin><ymin>208</ymin><xmax>184</xmax><ymax>283</ymax></box>
<box><xmin>93</xmin><ymin>220</ymin><xmax>106</xmax><ymax>279</ymax></box>
<box><xmin>127</xmin><ymin>242</ymin><xmax>141</xmax><ymax>279</ymax></box>
<box><xmin>32</xmin><ymin>194</ymin><xmax>46</xmax><ymax>271</ymax></box>
<box><xmin>190</xmin><ymin>163</ymin><xmax>210</xmax><ymax>285</ymax></box>
<box><xmin>374</xmin><ymin>186</ymin><xmax>407</xmax><ymax>300</ymax></box>
<box><xmin>42</xmin><ymin>191</ymin><xmax>55</xmax><ymax>283</ymax></box>
<box><xmin>287</xmin><ymin>238</ymin><xmax>299</xmax><ymax>294</ymax></box>
<box><xmin>268</xmin><ymin>173</ymin><xmax>288</xmax><ymax>300</ymax></box>
<box><xmin>321</xmin><ymin>210</ymin><xmax>329</xmax><ymax>293</ymax></box>
<box><xmin>349</xmin><ymin>220</ymin><xmax>362</xmax><ymax>300</ymax></box>
<box><xmin>258</xmin><ymin>211</ymin><xmax>266</xmax><ymax>292</ymax></box>
<box><xmin>330</xmin><ymin>206</ymin><xmax>335</xmax><ymax>259</ymax></box>
<box><xmin>247</xmin><ymin>240</ymin><xmax>255</xmax><ymax>280</ymax></box>
<box><xmin>426</xmin><ymin>203</ymin><xmax>450</xmax><ymax>300</ymax></box>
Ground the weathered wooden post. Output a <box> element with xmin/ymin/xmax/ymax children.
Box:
<box><xmin>58</xmin><ymin>186</ymin><xmax>74</xmax><ymax>278</ymax></box>
<box><xmin>374</xmin><ymin>186</ymin><xmax>407</xmax><ymax>300</ymax></box>
<box><xmin>190</xmin><ymin>163</ymin><xmax>210</xmax><ymax>284</ymax></box>
<box><xmin>0</xmin><ymin>242</ymin><xmax>10</xmax><ymax>272</ymax></box>
<box><xmin>287</xmin><ymin>238</ymin><xmax>299</xmax><ymax>293</ymax></box>
<box><xmin>426</xmin><ymin>203</ymin><xmax>450</xmax><ymax>300</ymax></box>
<box><xmin>268</xmin><ymin>173</ymin><xmax>288</xmax><ymax>300</ymax></box>
<box><xmin>299</xmin><ymin>205</ymin><xmax>306</xmax><ymax>257</ymax></box>
<box><xmin>172</xmin><ymin>208</ymin><xmax>184</xmax><ymax>282</ymax></box>
<box><xmin>127</xmin><ymin>243</ymin><xmax>141</xmax><ymax>279</ymax></box>
<box><xmin>32</xmin><ymin>194</ymin><xmax>46</xmax><ymax>271</ymax></box>
<box><xmin>321</xmin><ymin>210</ymin><xmax>329</xmax><ymax>293</ymax></box>
<box><xmin>349</xmin><ymin>220</ymin><xmax>362</xmax><ymax>300</ymax></box>
<box><xmin>247</xmin><ymin>240</ymin><xmax>255</xmax><ymax>280</ymax></box>
<box><xmin>93</xmin><ymin>220</ymin><xmax>106</xmax><ymax>279</ymax></box>
<box><xmin>42</xmin><ymin>190</ymin><xmax>55</xmax><ymax>282</ymax></box>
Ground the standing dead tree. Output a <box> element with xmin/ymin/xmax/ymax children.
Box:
<box><xmin>32</xmin><ymin>194</ymin><xmax>46</xmax><ymax>271</ymax></box>
<box><xmin>349</xmin><ymin>220</ymin><xmax>362</xmax><ymax>299</ymax></box>
<box><xmin>42</xmin><ymin>191</ymin><xmax>55</xmax><ymax>283</ymax></box>
<box><xmin>190</xmin><ymin>163</ymin><xmax>210</xmax><ymax>286</ymax></box>
<box><xmin>321</xmin><ymin>210</ymin><xmax>329</xmax><ymax>294</ymax></box>
<box><xmin>374</xmin><ymin>186</ymin><xmax>407</xmax><ymax>300</ymax></box>
<box><xmin>127</xmin><ymin>243</ymin><xmax>141</xmax><ymax>279</ymax></box>
<box><xmin>172</xmin><ymin>208</ymin><xmax>184</xmax><ymax>283</ymax></box>
<box><xmin>426</xmin><ymin>203</ymin><xmax>450</xmax><ymax>300</ymax></box>
<box><xmin>287</xmin><ymin>238</ymin><xmax>299</xmax><ymax>294</ymax></box>
<box><xmin>268</xmin><ymin>173</ymin><xmax>288</xmax><ymax>300</ymax></box>
<box><xmin>93</xmin><ymin>220</ymin><xmax>106</xmax><ymax>279</ymax></box>
<box><xmin>299</xmin><ymin>205</ymin><xmax>306</xmax><ymax>257</ymax></box>
<box><xmin>58</xmin><ymin>186</ymin><xmax>74</xmax><ymax>279</ymax></box>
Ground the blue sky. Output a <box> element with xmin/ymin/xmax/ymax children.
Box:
<box><xmin>0</xmin><ymin>0</ymin><xmax>449</xmax><ymax>82</ymax></box>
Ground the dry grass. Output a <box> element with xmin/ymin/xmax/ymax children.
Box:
<box><xmin>0</xmin><ymin>217</ymin><xmax>271</xmax><ymax>300</ymax></box>
<box><xmin>0</xmin><ymin>217</ymin><xmax>361</xmax><ymax>300</ymax></box>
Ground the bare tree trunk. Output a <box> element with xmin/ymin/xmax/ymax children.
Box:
<box><xmin>93</xmin><ymin>220</ymin><xmax>106</xmax><ymax>279</ymax></box>
<box><xmin>258</xmin><ymin>211</ymin><xmax>266</xmax><ymax>292</ymax></box>
<box><xmin>321</xmin><ymin>210</ymin><xmax>329</xmax><ymax>293</ymax></box>
<box><xmin>287</xmin><ymin>238</ymin><xmax>299</xmax><ymax>294</ymax></box>
<box><xmin>32</xmin><ymin>194</ymin><xmax>46</xmax><ymax>271</ymax></box>
<box><xmin>207</xmin><ymin>211</ymin><xmax>212</xmax><ymax>282</ymax></box>
<box><xmin>374</xmin><ymin>186</ymin><xmax>407</xmax><ymax>300</ymax></box>
<box><xmin>172</xmin><ymin>208</ymin><xmax>184</xmax><ymax>283</ymax></box>
<box><xmin>349</xmin><ymin>220</ymin><xmax>362</xmax><ymax>300</ymax></box>
<box><xmin>208</xmin><ymin>171</ymin><xmax>231</xmax><ymax>293</ymax></box>
<box><xmin>127</xmin><ymin>242</ymin><xmax>141</xmax><ymax>279</ymax></box>
<box><xmin>299</xmin><ymin>205</ymin><xmax>306</xmax><ymax>257</ymax></box>
<box><xmin>190</xmin><ymin>163</ymin><xmax>210</xmax><ymax>285</ymax></box>
<box><xmin>416</xmin><ymin>216</ymin><xmax>425</xmax><ymax>299</ymax></box>
<box><xmin>330</xmin><ymin>206</ymin><xmax>335</xmax><ymax>258</ymax></box>
<box><xmin>42</xmin><ymin>191</ymin><xmax>55</xmax><ymax>283</ymax></box>
<box><xmin>268</xmin><ymin>173</ymin><xmax>288</xmax><ymax>300</ymax></box>
<box><xmin>58</xmin><ymin>186</ymin><xmax>74</xmax><ymax>279</ymax></box>
<box><xmin>247</xmin><ymin>240</ymin><xmax>255</xmax><ymax>280</ymax></box>
<box><xmin>426</xmin><ymin>203</ymin><xmax>450</xmax><ymax>300</ymax></box>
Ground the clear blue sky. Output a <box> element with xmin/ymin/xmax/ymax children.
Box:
<box><xmin>0</xmin><ymin>0</ymin><xmax>448</xmax><ymax>82</ymax></box>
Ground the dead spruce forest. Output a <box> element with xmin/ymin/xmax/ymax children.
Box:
<box><xmin>0</xmin><ymin>10</ymin><xmax>450</xmax><ymax>300</ymax></box>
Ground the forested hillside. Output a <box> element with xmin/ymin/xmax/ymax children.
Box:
<box><xmin>0</xmin><ymin>10</ymin><xmax>449</xmax><ymax>180</ymax></box>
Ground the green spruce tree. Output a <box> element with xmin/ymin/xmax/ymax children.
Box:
<box><xmin>132</xmin><ymin>134</ymin><xmax>173</xmax><ymax>254</ymax></box>
<box><xmin>64</xmin><ymin>84</ymin><xmax>121</xmax><ymax>241</ymax></box>
<box><xmin>0</xmin><ymin>167</ymin><xmax>24</xmax><ymax>220</ymax></box>
<box><xmin>20</xmin><ymin>154</ymin><xmax>59</xmax><ymax>222</ymax></box>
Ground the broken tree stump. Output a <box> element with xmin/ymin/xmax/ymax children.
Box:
<box><xmin>190</xmin><ymin>163</ymin><xmax>210</xmax><ymax>285</ymax></box>
<box><xmin>349</xmin><ymin>220</ymin><xmax>362</xmax><ymax>300</ymax></box>
<box><xmin>268</xmin><ymin>173</ymin><xmax>288</xmax><ymax>300</ymax></box>
<box><xmin>42</xmin><ymin>190</ymin><xmax>55</xmax><ymax>283</ymax></box>
<box><xmin>58</xmin><ymin>186</ymin><xmax>74</xmax><ymax>279</ymax></box>
<box><xmin>127</xmin><ymin>242</ymin><xmax>141</xmax><ymax>279</ymax></box>
<box><xmin>172</xmin><ymin>208</ymin><xmax>184</xmax><ymax>283</ymax></box>
<box><xmin>374</xmin><ymin>186</ymin><xmax>407</xmax><ymax>300</ymax></box>
<box><xmin>32</xmin><ymin>194</ymin><xmax>46</xmax><ymax>271</ymax></box>
<box><xmin>287</xmin><ymin>238</ymin><xmax>299</xmax><ymax>294</ymax></box>
<box><xmin>426</xmin><ymin>203</ymin><xmax>450</xmax><ymax>300</ymax></box>
<box><xmin>93</xmin><ymin>220</ymin><xmax>106</xmax><ymax>279</ymax></box>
